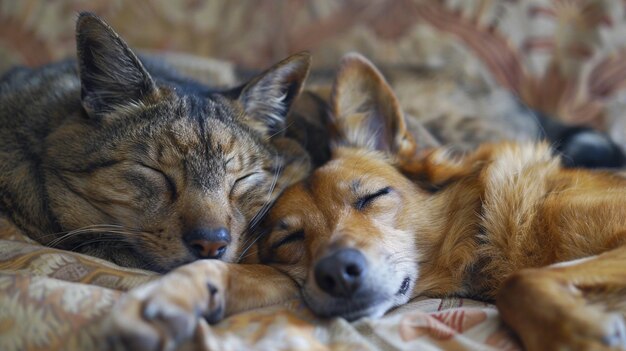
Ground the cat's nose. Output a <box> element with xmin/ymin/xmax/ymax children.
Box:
<box><xmin>184</xmin><ymin>227</ymin><xmax>231</xmax><ymax>259</ymax></box>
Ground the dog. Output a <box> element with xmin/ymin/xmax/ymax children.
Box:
<box><xmin>110</xmin><ymin>53</ymin><xmax>626</xmax><ymax>351</ymax></box>
<box><xmin>0</xmin><ymin>13</ymin><xmax>311</xmax><ymax>273</ymax></box>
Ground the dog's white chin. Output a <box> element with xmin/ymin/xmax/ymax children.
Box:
<box><xmin>341</xmin><ymin>294</ymin><xmax>416</xmax><ymax>321</ymax></box>
<box><xmin>304</xmin><ymin>292</ymin><xmax>406</xmax><ymax>321</ymax></box>
<box><xmin>346</xmin><ymin>301</ymin><xmax>394</xmax><ymax>321</ymax></box>
<box><xmin>348</xmin><ymin>290</ymin><xmax>415</xmax><ymax>321</ymax></box>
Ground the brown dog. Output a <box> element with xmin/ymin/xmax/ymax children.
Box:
<box><xmin>110</xmin><ymin>54</ymin><xmax>626</xmax><ymax>351</ymax></box>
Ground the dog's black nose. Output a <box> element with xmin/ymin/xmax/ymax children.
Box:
<box><xmin>184</xmin><ymin>227</ymin><xmax>230</xmax><ymax>259</ymax></box>
<box><xmin>314</xmin><ymin>248</ymin><xmax>367</xmax><ymax>298</ymax></box>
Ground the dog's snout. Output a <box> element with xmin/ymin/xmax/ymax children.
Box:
<box><xmin>184</xmin><ymin>227</ymin><xmax>231</xmax><ymax>259</ymax></box>
<box><xmin>314</xmin><ymin>248</ymin><xmax>367</xmax><ymax>298</ymax></box>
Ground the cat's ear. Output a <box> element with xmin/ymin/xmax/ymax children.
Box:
<box><xmin>329</xmin><ymin>53</ymin><xmax>416</xmax><ymax>158</ymax></box>
<box><xmin>76</xmin><ymin>12</ymin><xmax>158</xmax><ymax>118</ymax></box>
<box><xmin>237</xmin><ymin>52</ymin><xmax>311</xmax><ymax>137</ymax></box>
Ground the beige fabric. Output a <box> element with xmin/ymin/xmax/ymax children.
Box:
<box><xmin>0</xmin><ymin>225</ymin><xmax>520</xmax><ymax>351</ymax></box>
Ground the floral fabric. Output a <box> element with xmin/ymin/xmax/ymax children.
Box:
<box><xmin>0</xmin><ymin>223</ymin><xmax>520</xmax><ymax>351</ymax></box>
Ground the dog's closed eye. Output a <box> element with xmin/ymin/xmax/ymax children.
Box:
<box><xmin>268</xmin><ymin>229</ymin><xmax>305</xmax><ymax>265</ymax></box>
<box><xmin>354</xmin><ymin>186</ymin><xmax>392</xmax><ymax>211</ymax></box>
<box><xmin>271</xmin><ymin>230</ymin><xmax>305</xmax><ymax>250</ymax></box>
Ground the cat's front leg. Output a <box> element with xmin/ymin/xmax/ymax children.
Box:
<box><xmin>107</xmin><ymin>260</ymin><xmax>299</xmax><ymax>351</ymax></box>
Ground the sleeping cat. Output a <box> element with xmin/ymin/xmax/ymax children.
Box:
<box><xmin>0</xmin><ymin>13</ymin><xmax>311</xmax><ymax>272</ymax></box>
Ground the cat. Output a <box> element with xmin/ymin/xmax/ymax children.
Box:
<box><xmin>0</xmin><ymin>13</ymin><xmax>311</xmax><ymax>273</ymax></box>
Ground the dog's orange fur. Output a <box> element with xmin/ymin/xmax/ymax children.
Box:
<box><xmin>399</xmin><ymin>142</ymin><xmax>626</xmax><ymax>299</ymax></box>
<box><xmin>109</xmin><ymin>54</ymin><xmax>626</xmax><ymax>351</ymax></box>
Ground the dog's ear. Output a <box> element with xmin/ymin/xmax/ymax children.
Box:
<box><xmin>330</xmin><ymin>53</ymin><xmax>416</xmax><ymax>158</ymax></box>
<box><xmin>76</xmin><ymin>12</ymin><xmax>158</xmax><ymax>118</ymax></box>
<box><xmin>237</xmin><ymin>52</ymin><xmax>311</xmax><ymax>137</ymax></box>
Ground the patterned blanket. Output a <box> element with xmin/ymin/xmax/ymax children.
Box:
<box><xmin>0</xmin><ymin>217</ymin><xmax>519</xmax><ymax>351</ymax></box>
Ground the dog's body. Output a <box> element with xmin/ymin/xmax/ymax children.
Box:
<box><xmin>400</xmin><ymin>142</ymin><xmax>626</xmax><ymax>299</ymax></box>
<box><xmin>112</xmin><ymin>54</ymin><xmax>626</xmax><ymax>351</ymax></box>
<box><xmin>0</xmin><ymin>14</ymin><xmax>310</xmax><ymax>272</ymax></box>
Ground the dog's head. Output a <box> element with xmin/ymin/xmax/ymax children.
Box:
<box><xmin>42</xmin><ymin>13</ymin><xmax>310</xmax><ymax>272</ymax></box>
<box><xmin>259</xmin><ymin>54</ymin><xmax>430</xmax><ymax>320</ymax></box>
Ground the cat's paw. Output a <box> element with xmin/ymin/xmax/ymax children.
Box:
<box><xmin>109</xmin><ymin>260</ymin><xmax>227</xmax><ymax>351</ymax></box>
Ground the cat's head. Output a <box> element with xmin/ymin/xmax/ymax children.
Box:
<box><xmin>43</xmin><ymin>13</ymin><xmax>311</xmax><ymax>272</ymax></box>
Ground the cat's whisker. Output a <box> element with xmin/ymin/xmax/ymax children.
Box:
<box><xmin>47</xmin><ymin>224</ymin><xmax>143</xmax><ymax>248</ymax></box>
<box><xmin>38</xmin><ymin>224</ymin><xmax>135</xmax><ymax>239</ymax></box>
<box><xmin>237</xmin><ymin>231</ymin><xmax>264</xmax><ymax>262</ymax></box>
<box><xmin>238</xmin><ymin>157</ymin><xmax>283</xmax><ymax>261</ymax></box>
<box><xmin>239</xmin><ymin>242</ymin><xmax>264</xmax><ymax>260</ymax></box>
<box><xmin>248</xmin><ymin>159</ymin><xmax>282</xmax><ymax>230</ymax></box>
<box><xmin>70</xmin><ymin>239</ymin><xmax>137</xmax><ymax>252</ymax></box>
<box><xmin>249</xmin><ymin>163</ymin><xmax>281</xmax><ymax>230</ymax></box>
<box><xmin>265</xmin><ymin>120</ymin><xmax>294</xmax><ymax>140</ymax></box>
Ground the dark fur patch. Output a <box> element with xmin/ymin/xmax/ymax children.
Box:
<box><xmin>533</xmin><ymin>109</ymin><xmax>625</xmax><ymax>169</ymax></box>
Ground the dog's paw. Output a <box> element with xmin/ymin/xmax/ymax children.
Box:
<box><xmin>600</xmin><ymin>313</ymin><xmax>626</xmax><ymax>349</ymax></box>
<box><xmin>573</xmin><ymin>312</ymin><xmax>626</xmax><ymax>351</ymax></box>
<box><xmin>545</xmin><ymin>310</ymin><xmax>626</xmax><ymax>351</ymax></box>
<box><xmin>109</xmin><ymin>260</ymin><xmax>228</xmax><ymax>351</ymax></box>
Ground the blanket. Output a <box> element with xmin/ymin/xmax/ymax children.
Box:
<box><xmin>0</xmin><ymin>217</ymin><xmax>519</xmax><ymax>351</ymax></box>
